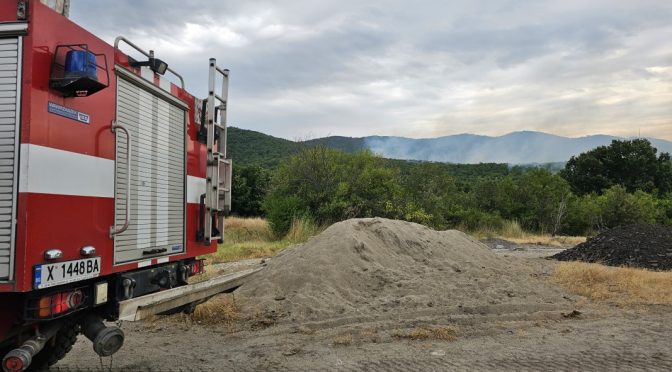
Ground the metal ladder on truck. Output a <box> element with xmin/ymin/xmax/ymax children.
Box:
<box><xmin>203</xmin><ymin>58</ymin><xmax>232</xmax><ymax>245</ymax></box>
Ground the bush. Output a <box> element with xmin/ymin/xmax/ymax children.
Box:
<box><xmin>596</xmin><ymin>186</ymin><xmax>657</xmax><ymax>229</ymax></box>
<box><xmin>563</xmin><ymin>194</ymin><xmax>601</xmax><ymax>236</ymax></box>
<box><xmin>455</xmin><ymin>209</ymin><xmax>505</xmax><ymax>232</ymax></box>
<box><xmin>562</xmin><ymin>186</ymin><xmax>659</xmax><ymax>234</ymax></box>
<box><xmin>263</xmin><ymin>147</ymin><xmax>401</xmax><ymax>235</ymax></box>
<box><xmin>656</xmin><ymin>195</ymin><xmax>672</xmax><ymax>225</ymax></box>
<box><xmin>262</xmin><ymin>194</ymin><xmax>305</xmax><ymax>237</ymax></box>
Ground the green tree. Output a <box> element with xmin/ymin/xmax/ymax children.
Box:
<box><xmin>327</xmin><ymin>153</ymin><xmax>402</xmax><ymax>220</ymax></box>
<box><xmin>472</xmin><ymin>176</ymin><xmax>519</xmax><ymax>220</ymax></box>
<box><xmin>263</xmin><ymin>147</ymin><xmax>401</xmax><ymax>235</ymax></box>
<box><xmin>403</xmin><ymin>163</ymin><xmax>461</xmax><ymax>229</ymax></box>
<box><xmin>560</xmin><ymin>139</ymin><xmax>672</xmax><ymax>195</ymax></box>
<box><xmin>514</xmin><ymin>169</ymin><xmax>571</xmax><ymax>233</ymax></box>
<box><xmin>231</xmin><ymin>165</ymin><xmax>271</xmax><ymax>217</ymax></box>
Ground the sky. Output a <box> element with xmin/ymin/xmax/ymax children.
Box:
<box><xmin>70</xmin><ymin>0</ymin><xmax>672</xmax><ymax>141</ymax></box>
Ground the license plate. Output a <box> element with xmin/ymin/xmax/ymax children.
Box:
<box><xmin>34</xmin><ymin>257</ymin><xmax>101</xmax><ymax>289</ymax></box>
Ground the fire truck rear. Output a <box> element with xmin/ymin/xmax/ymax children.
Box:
<box><xmin>0</xmin><ymin>1</ymin><xmax>242</xmax><ymax>370</ymax></box>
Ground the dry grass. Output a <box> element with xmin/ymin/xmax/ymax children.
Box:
<box><xmin>206</xmin><ymin>240</ymin><xmax>288</xmax><ymax>263</ymax></box>
<box><xmin>332</xmin><ymin>333</ymin><xmax>354</xmax><ymax>346</ymax></box>
<box><xmin>500</xmin><ymin>220</ymin><xmax>526</xmax><ymax>238</ymax></box>
<box><xmin>285</xmin><ymin>216</ymin><xmax>323</xmax><ymax>244</ymax></box>
<box><xmin>506</xmin><ymin>235</ymin><xmax>585</xmax><ymax>247</ymax></box>
<box><xmin>553</xmin><ymin>262</ymin><xmax>672</xmax><ymax>305</ymax></box>
<box><xmin>470</xmin><ymin>220</ymin><xmax>585</xmax><ymax>247</ymax></box>
<box><xmin>187</xmin><ymin>268</ymin><xmax>219</xmax><ymax>284</ymax></box>
<box><xmin>206</xmin><ymin>217</ymin><xmax>286</xmax><ymax>263</ymax></box>
<box><xmin>206</xmin><ymin>217</ymin><xmax>322</xmax><ymax>264</ymax></box>
<box><xmin>189</xmin><ymin>295</ymin><xmax>240</xmax><ymax>325</ymax></box>
<box><xmin>393</xmin><ymin>326</ymin><xmax>457</xmax><ymax>341</ymax></box>
<box><xmin>359</xmin><ymin>329</ymin><xmax>381</xmax><ymax>343</ymax></box>
<box><xmin>224</xmin><ymin>217</ymin><xmax>274</xmax><ymax>243</ymax></box>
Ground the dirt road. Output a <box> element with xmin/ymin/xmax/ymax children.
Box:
<box><xmin>55</xmin><ymin>243</ymin><xmax>672</xmax><ymax>371</ymax></box>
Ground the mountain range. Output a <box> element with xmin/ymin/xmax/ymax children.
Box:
<box><xmin>227</xmin><ymin>127</ymin><xmax>672</xmax><ymax>166</ymax></box>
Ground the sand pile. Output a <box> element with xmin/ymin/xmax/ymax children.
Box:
<box><xmin>236</xmin><ymin>218</ymin><xmax>568</xmax><ymax>322</ymax></box>
<box><xmin>553</xmin><ymin>224</ymin><xmax>672</xmax><ymax>270</ymax></box>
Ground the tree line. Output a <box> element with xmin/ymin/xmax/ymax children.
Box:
<box><xmin>231</xmin><ymin>138</ymin><xmax>672</xmax><ymax>237</ymax></box>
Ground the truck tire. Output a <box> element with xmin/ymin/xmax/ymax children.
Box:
<box><xmin>27</xmin><ymin>320</ymin><xmax>79</xmax><ymax>372</ymax></box>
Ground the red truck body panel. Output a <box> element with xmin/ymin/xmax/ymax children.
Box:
<box><xmin>0</xmin><ymin>0</ymin><xmax>216</xmax><ymax>294</ymax></box>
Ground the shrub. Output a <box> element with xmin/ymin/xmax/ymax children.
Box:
<box><xmin>456</xmin><ymin>209</ymin><xmax>504</xmax><ymax>232</ymax></box>
<box><xmin>262</xmin><ymin>147</ymin><xmax>401</xmax><ymax>234</ymax></box>
<box><xmin>262</xmin><ymin>194</ymin><xmax>305</xmax><ymax>237</ymax></box>
<box><xmin>596</xmin><ymin>186</ymin><xmax>657</xmax><ymax>230</ymax></box>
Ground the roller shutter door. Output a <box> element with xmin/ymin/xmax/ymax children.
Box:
<box><xmin>113</xmin><ymin>77</ymin><xmax>186</xmax><ymax>264</ymax></box>
<box><xmin>0</xmin><ymin>37</ymin><xmax>20</xmax><ymax>281</ymax></box>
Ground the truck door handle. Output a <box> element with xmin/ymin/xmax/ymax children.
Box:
<box><xmin>142</xmin><ymin>248</ymin><xmax>167</xmax><ymax>256</ymax></box>
<box><xmin>110</xmin><ymin>120</ymin><xmax>132</xmax><ymax>238</ymax></box>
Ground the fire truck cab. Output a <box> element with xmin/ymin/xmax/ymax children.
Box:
<box><xmin>0</xmin><ymin>1</ymin><xmax>238</xmax><ymax>370</ymax></box>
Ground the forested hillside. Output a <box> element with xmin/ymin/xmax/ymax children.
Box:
<box><xmin>303</xmin><ymin>136</ymin><xmax>367</xmax><ymax>153</ymax></box>
<box><xmin>227</xmin><ymin>127</ymin><xmax>302</xmax><ymax>168</ymax></box>
<box><xmin>228</xmin><ymin>127</ymin><xmax>672</xmax><ymax>238</ymax></box>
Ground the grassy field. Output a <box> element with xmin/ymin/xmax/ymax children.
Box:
<box><xmin>205</xmin><ymin>217</ymin><xmax>322</xmax><ymax>264</ymax></box>
<box><xmin>553</xmin><ymin>261</ymin><xmax>672</xmax><ymax>305</ymax></box>
<box><xmin>468</xmin><ymin>219</ymin><xmax>585</xmax><ymax>246</ymax></box>
<box><xmin>206</xmin><ymin>217</ymin><xmax>585</xmax><ymax>264</ymax></box>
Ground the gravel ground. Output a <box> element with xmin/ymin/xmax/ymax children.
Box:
<box><xmin>55</xmin><ymin>302</ymin><xmax>672</xmax><ymax>371</ymax></box>
<box><xmin>54</xmin><ymin>238</ymin><xmax>672</xmax><ymax>371</ymax></box>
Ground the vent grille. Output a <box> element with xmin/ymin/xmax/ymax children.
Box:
<box><xmin>113</xmin><ymin>77</ymin><xmax>185</xmax><ymax>264</ymax></box>
<box><xmin>0</xmin><ymin>37</ymin><xmax>20</xmax><ymax>281</ymax></box>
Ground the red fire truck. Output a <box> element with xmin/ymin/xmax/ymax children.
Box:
<box><xmin>0</xmin><ymin>1</ymin><xmax>250</xmax><ymax>370</ymax></box>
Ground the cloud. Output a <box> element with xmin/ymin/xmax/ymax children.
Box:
<box><xmin>70</xmin><ymin>0</ymin><xmax>672</xmax><ymax>140</ymax></box>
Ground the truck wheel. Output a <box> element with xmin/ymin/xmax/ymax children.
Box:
<box><xmin>27</xmin><ymin>320</ymin><xmax>79</xmax><ymax>372</ymax></box>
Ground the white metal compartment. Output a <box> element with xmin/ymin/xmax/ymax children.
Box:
<box><xmin>0</xmin><ymin>36</ymin><xmax>21</xmax><ymax>281</ymax></box>
<box><xmin>112</xmin><ymin>74</ymin><xmax>186</xmax><ymax>264</ymax></box>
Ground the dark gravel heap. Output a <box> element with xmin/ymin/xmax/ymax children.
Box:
<box><xmin>552</xmin><ymin>224</ymin><xmax>672</xmax><ymax>270</ymax></box>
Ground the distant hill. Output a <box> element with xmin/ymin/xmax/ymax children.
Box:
<box><xmin>228</xmin><ymin>127</ymin><xmax>672</xmax><ymax>167</ymax></box>
<box><xmin>227</xmin><ymin>127</ymin><xmax>302</xmax><ymax>168</ymax></box>
<box><xmin>307</xmin><ymin>131</ymin><xmax>672</xmax><ymax>164</ymax></box>
<box><xmin>303</xmin><ymin>136</ymin><xmax>367</xmax><ymax>153</ymax></box>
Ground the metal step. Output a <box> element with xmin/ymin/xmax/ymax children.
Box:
<box><xmin>118</xmin><ymin>267</ymin><xmax>262</xmax><ymax>321</ymax></box>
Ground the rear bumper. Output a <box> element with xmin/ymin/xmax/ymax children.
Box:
<box><xmin>0</xmin><ymin>258</ymin><xmax>208</xmax><ymax>345</ymax></box>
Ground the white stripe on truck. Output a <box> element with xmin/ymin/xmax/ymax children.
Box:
<box><xmin>20</xmin><ymin>144</ymin><xmax>115</xmax><ymax>198</ymax></box>
<box><xmin>19</xmin><ymin>144</ymin><xmax>205</xmax><ymax>203</ymax></box>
